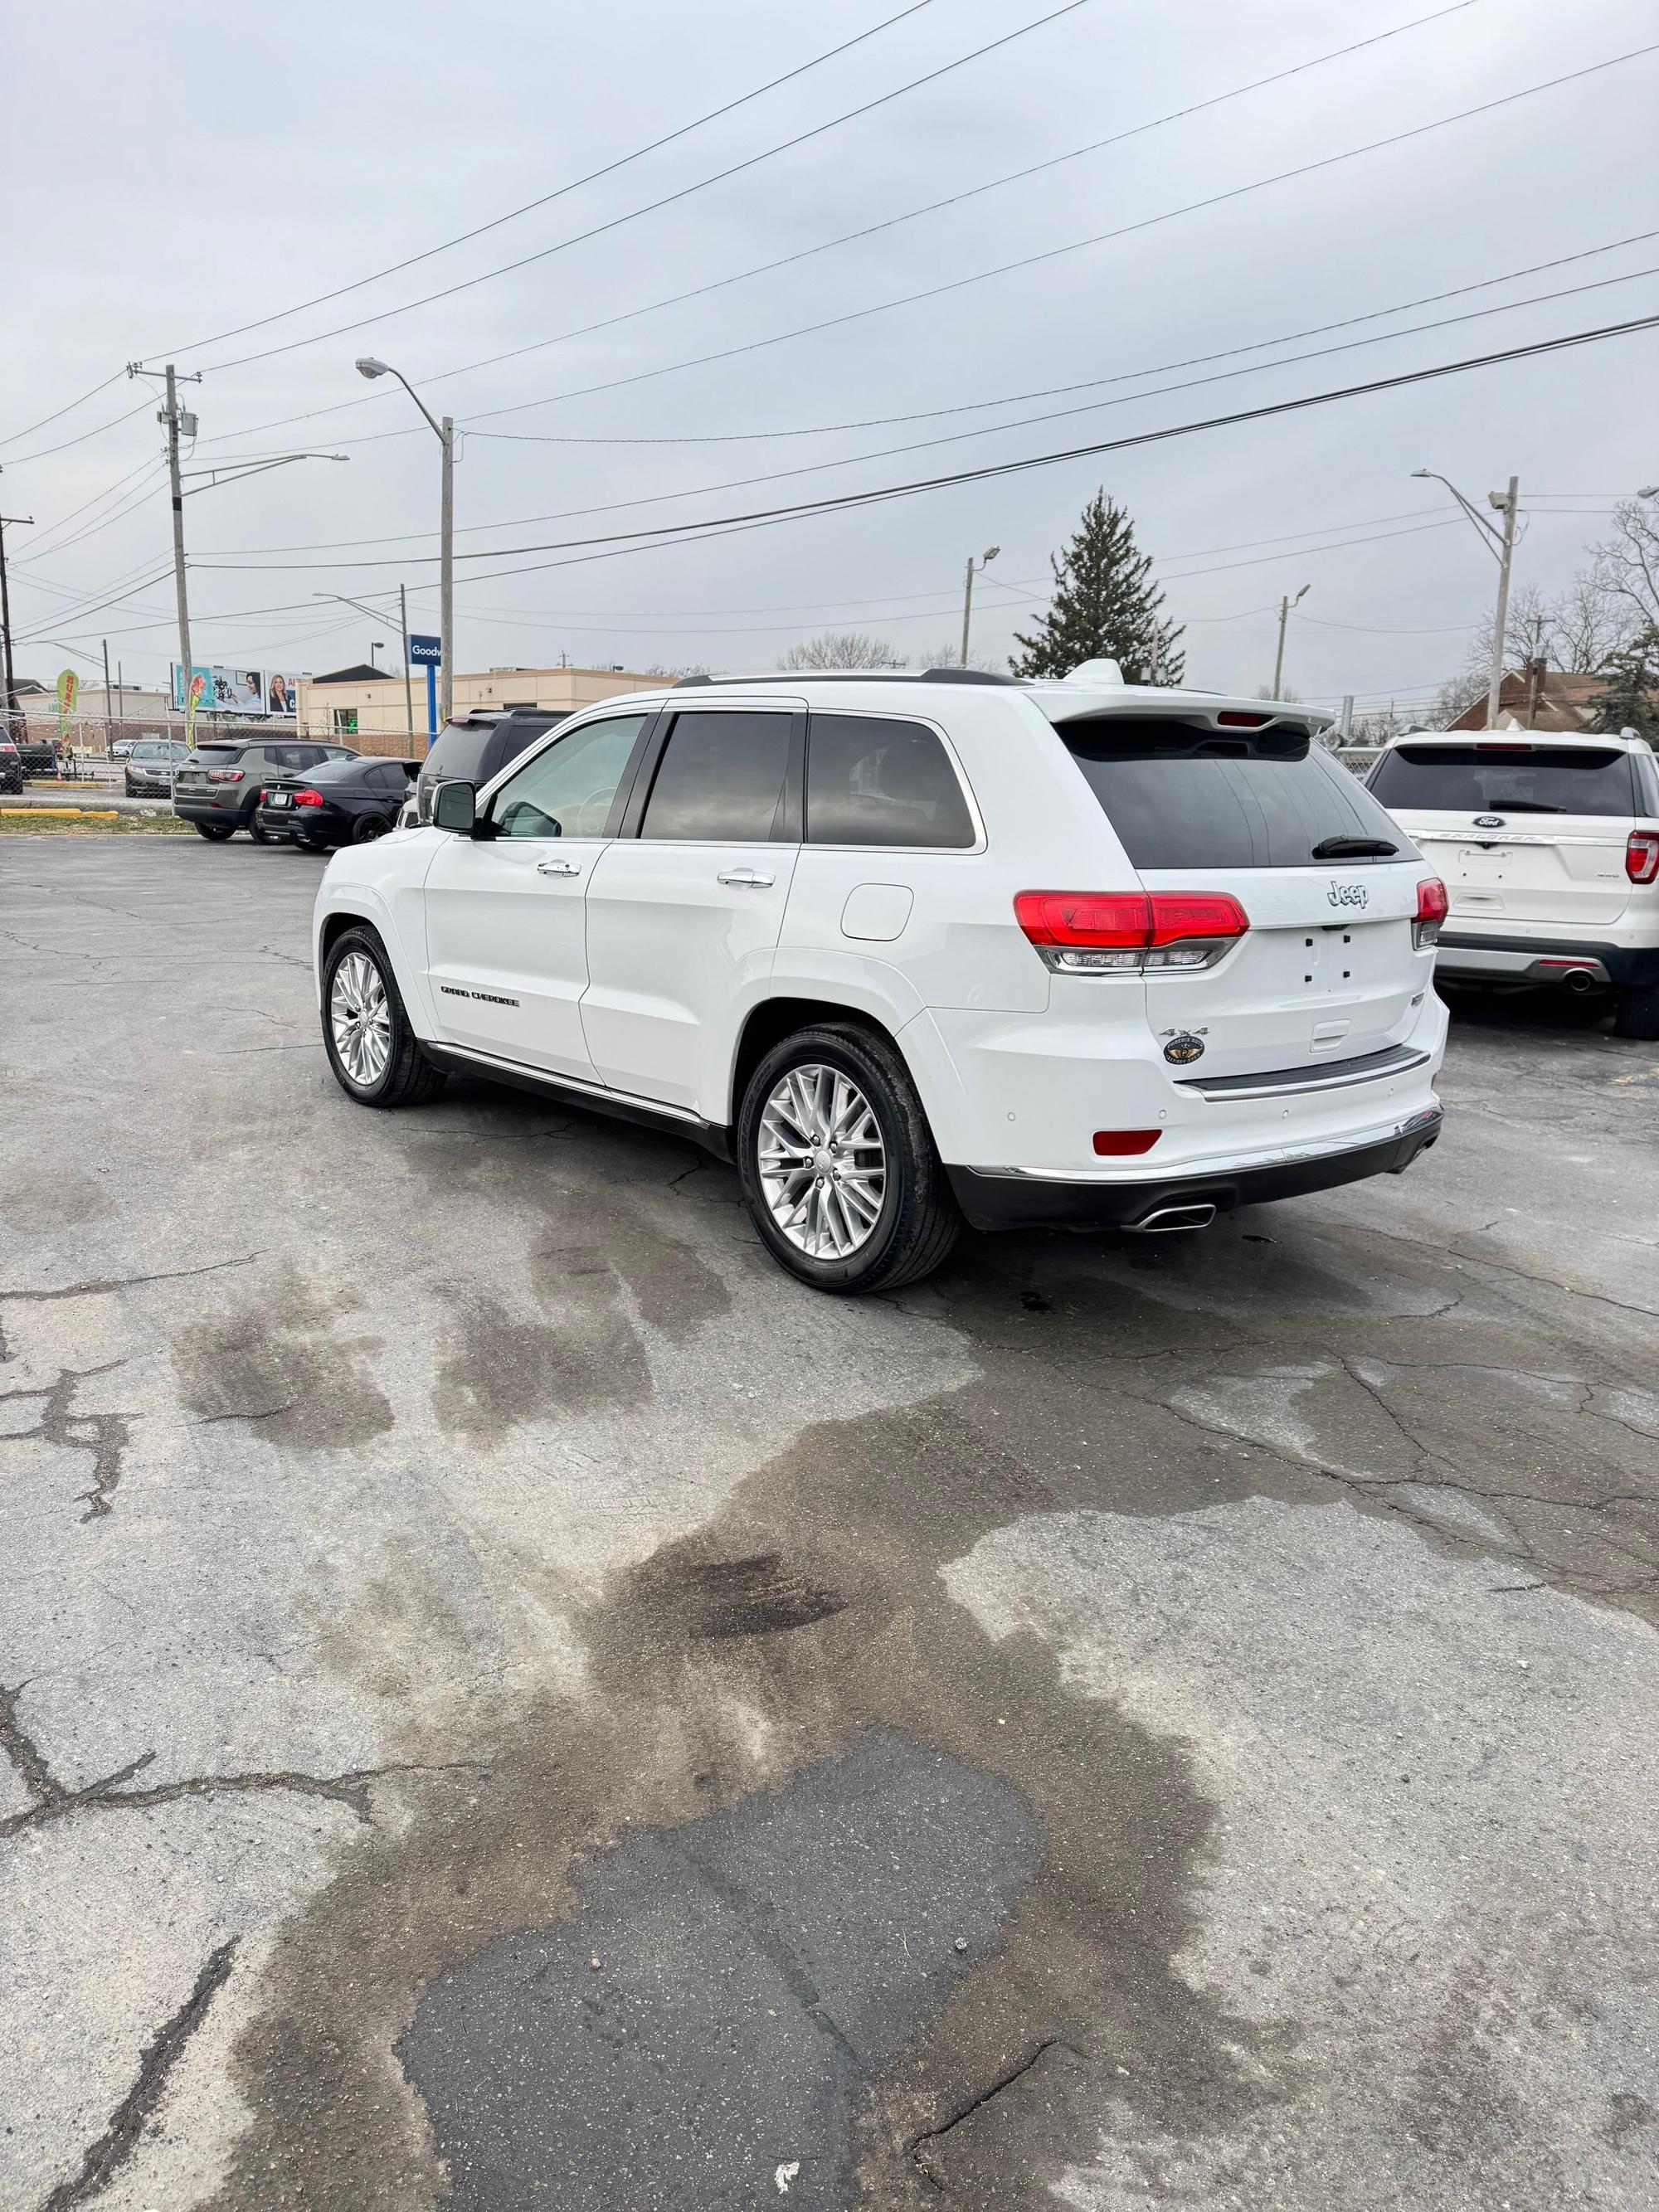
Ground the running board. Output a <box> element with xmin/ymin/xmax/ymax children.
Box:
<box><xmin>421</xmin><ymin>1042</ymin><xmax>732</xmax><ymax>1159</ymax></box>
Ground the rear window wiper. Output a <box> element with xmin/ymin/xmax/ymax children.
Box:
<box><xmin>1310</xmin><ymin>834</ymin><xmax>1397</xmax><ymax>858</ymax></box>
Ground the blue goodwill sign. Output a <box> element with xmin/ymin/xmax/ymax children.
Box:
<box><xmin>407</xmin><ymin>634</ymin><xmax>441</xmax><ymax>665</ymax></box>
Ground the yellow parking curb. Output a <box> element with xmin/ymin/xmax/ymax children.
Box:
<box><xmin>0</xmin><ymin>805</ymin><xmax>121</xmax><ymax>819</ymax></box>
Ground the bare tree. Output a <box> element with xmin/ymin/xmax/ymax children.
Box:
<box><xmin>640</xmin><ymin>659</ymin><xmax>713</xmax><ymax>679</ymax></box>
<box><xmin>1551</xmin><ymin>568</ymin><xmax>1634</xmax><ymax>671</ymax></box>
<box><xmin>776</xmin><ymin>632</ymin><xmax>906</xmax><ymax>671</ymax></box>
<box><xmin>1429</xmin><ymin>666</ymin><xmax>1489</xmax><ymax>727</ymax></box>
<box><xmin>916</xmin><ymin>641</ymin><xmax>1004</xmax><ymax>673</ymax></box>
<box><xmin>1589</xmin><ymin>494</ymin><xmax>1659</xmax><ymax>634</ymax></box>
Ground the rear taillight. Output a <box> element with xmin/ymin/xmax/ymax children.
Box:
<box><xmin>1413</xmin><ymin>875</ymin><xmax>1448</xmax><ymax>950</ymax></box>
<box><xmin>294</xmin><ymin>788</ymin><xmax>324</xmax><ymax>808</ymax></box>
<box><xmin>207</xmin><ymin>768</ymin><xmax>244</xmax><ymax>784</ymax></box>
<box><xmin>1627</xmin><ymin>831</ymin><xmax>1659</xmax><ymax>885</ymax></box>
<box><xmin>1014</xmin><ymin>890</ymin><xmax>1248</xmax><ymax>974</ymax></box>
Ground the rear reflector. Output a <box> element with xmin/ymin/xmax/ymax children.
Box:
<box><xmin>1627</xmin><ymin>830</ymin><xmax>1659</xmax><ymax>884</ymax></box>
<box><xmin>1014</xmin><ymin>891</ymin><xmax>1248</xmax><ymax>975</ymax></box>
<box><xmin>1093</xmin><ymin>1130</ymin><xmax>1162</xmax><ymax>1156</ymax></box>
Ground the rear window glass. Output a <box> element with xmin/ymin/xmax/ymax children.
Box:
<box><xmin>420</xmin><ymin>719</ymin><xmax>503</xmax><ymax>786</ymax></box>
<box><xmin>1062</xmin><ymin>717</ymin><xmax>1408</xmax><ymax>869</ymax></box>
<box><xmin>806</xmin><ymin>713</ymin><xmax>974</xmax><ymax>848</ymax></box>
<box><xmin>1369</xmin><ymin>743</ymin><xmax>1637</xmax><ymax>816</ymax></box>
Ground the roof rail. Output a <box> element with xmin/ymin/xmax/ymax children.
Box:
<box><xmin>916</xmin><ymin>666</ymin><xmax>1019</xmax><ymax>685</ymax></box>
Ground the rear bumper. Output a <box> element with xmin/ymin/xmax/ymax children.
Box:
<box><xmin>1436</xmin><ymin>932</ymin><xmax>1659</xmax><ymax>988</ymax></box>
<box><xmin>946</xmin><ymin>1108</ymin><xmax>1443</xmax><ymax>1232</ymax></box>
<box><xmin>173</xmin><ymin>795</ymin><xmax>251</xmax><ymax>824</ymax></box>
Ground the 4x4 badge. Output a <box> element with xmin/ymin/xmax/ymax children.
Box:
<box><xmin>1162</xmin><ymin>1032</ymin><xmax>1205</xmax><ymax>1066</ymax></box>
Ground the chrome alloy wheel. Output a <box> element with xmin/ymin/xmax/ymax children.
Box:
<box><xmin>329</xmin><ymin>950</ymin><xmax>392</xmax><ymax>1089</ymax></box>
<box><xmin>757</xmin><ymin>1062</ymin><xmax>888</xmax><ymax>1260</ymax></box>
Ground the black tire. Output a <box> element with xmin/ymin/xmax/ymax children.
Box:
<box><xmin>320</xmin><ymin>925</ymin><xmax>447</xmax><ymax>1109</ymax></box>
<box><xmin>194</xmin><ymin>821</ymin><xmax>233</xmax><ymax>840</ymax></box>
<box><xmin>736</xmin><ymin>1021</ymin><xmax>961</xmax><ymax>1295</ymax></box>
<box><xmin>1614</xmin><ymin>981</ymin><xmax>1659</xmax><ymax>1041</ymax></box>
<box><xmin>352</xmin><ymin>813</ymin><xmax>392</xmax><ymax>844</ymax></box>
<box><xmin>247</xmin><ymin>814</ymin><xmax>273</xmax><ymax>844</ymax></box>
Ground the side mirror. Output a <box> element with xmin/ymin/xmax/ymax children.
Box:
<box><xmin>433</xmin><ymin>780</ymin><xmax>477</xmax><ymax>834</ymax></box>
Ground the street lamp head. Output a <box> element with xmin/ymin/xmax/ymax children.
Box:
<box><xmin>355</xmin><ymin>357</ymin><xmax>389</xmax><ymax>381</ymax></box>
<box><xmin>1638</xmin><ymin>484</ymin><xmax>1658</xmax><ymax>498</ymax></box>
<box><xmin>1294</xmin><ymin>584</ymin><xmax>1311</xmax><ymax>605</ymax></box>
<box><xmin>983</xmin><ymin>545</ymin><xmax>1000</xmax><ymax>562</ymax></box>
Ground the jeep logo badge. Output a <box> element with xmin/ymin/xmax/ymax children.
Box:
<box><xmin>1326</xmin><ymin>881</ymin><xmax>1369</xmax><ymax>909</ymax></box>
<box><xmin>1162</xmin><ymin>1032</ymin><xmax>1205</xmax><ymax>1066</ymax></box>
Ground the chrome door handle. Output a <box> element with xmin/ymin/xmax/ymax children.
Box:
<box><xmin>718</xmin><ymin>868</ymin><xmax>774</xmax><ymax>888</ymax></box>
<box><xmin>536</xmin><ymin>857</ymin><xmax>581</xmax><ymax>877</ymax></box>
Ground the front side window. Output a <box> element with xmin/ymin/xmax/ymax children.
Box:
<box><xmin>492</xmin><ymin>713</ymin><xmax>650</xmax><ymax>839</ymax></box>
<box><xmin>640</xmin><ymin>710</ymin><xmax>792</xmax><ymax>841</ymax></box>
<box><xmin>805</xmin><ymin>712</ymin><xmax>974</xmax><ymax>848</ymax></box>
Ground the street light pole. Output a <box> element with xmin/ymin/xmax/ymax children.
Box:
<box><xmin>1411</xmin><ymin>468</ymin><xmax>1520</xmax><ymax>729</ymax></box>
<box><xmin>399</xmin><ymin>582</ymin><xmax>416</xmax><ymax>742</ymax></box>
<box><xmin>163</xmin><ymin>365</ymin><xmax>195</xmax><ymax>692</ymax></box>
<box><xmin>1486</xmin><ymin>475</ymin><xmax>1520</xmax><ymax>731</ymax></box>
<box><xmin>355</xmin><ymin>360</ymin><xmax>456</xmax><ymax>724</ymax></box>
<box><xmin>1271</xmin><ymin>585</ymin><xmax>1310</xmax><ymax>699</ymax></box>
<box><xmin>0</xmin><ymin>504</ymin><xmax>35</xmax><ymax>727</ymax></box>
<box><xmin>960</xmin><ymin>544</ymin><xmax>1000</xmax><ymax>667</ymax></box>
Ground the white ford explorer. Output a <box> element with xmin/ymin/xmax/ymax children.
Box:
<box><xmin>314</xmin><ymin>665</ymin><xmax>1448</xmax><ymax>1292</ymax></box>
<box><xmin>1365</xmin><ymin>727</ymin><xmax>1659</xmax><ymax>1038</ymax></box>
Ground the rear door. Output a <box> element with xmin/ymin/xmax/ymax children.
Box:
<box><xmin>582</xmin><ymin>704</ymin><xmax>801</xmax><ymax>1113</ymax></box>
<box><xmin>1058</xmin><ymin>717</ymin><xmax>1429</xmax><ymax>1079</ymax></box>
<box><xmin>1368</xmin><ymin>741</ymin><xmax>1640</xmax><ymax>926</ymax></box>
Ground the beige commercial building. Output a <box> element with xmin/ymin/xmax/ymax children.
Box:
<box><xmin>294</xmin><ymin>664</ymin><xmax>659</xmax><ymax>755</ymax></box>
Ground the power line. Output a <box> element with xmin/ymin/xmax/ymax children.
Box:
<box><xmin>196</xmin><ymin>274</ymin><xmax>1659</xmax><ymax>571</ymax></box>
<box><xmin>140</xmin><ymin>2</ymin><xmax>941</xmax><ymax>362</ymax></box>
<box><xmin>190</xmin><ymin>2</ymin><xmax>1096</xmax><ymax>377</ymax></box>
<box><xmin>41</xmin><ymin>314</ymin><xmax>1659</xmax><ymax>648</ymax></box>
<box><xmin>197</xmin><ymin>0</ymin><xmax>1483</xmax><ymax>448</ymax></box>
<box><xmin>199</xmin><ymin>36</ymin><xmax>1659</xmax><ymax>461</ymax></box>
<box><xmin>179</xmin><ymin>312</ymin><xmax>1659</xmax><ymax>596</ymax></box>
<box><xmin>1</xmin><ymin>399</ymin><xmax>155</xmax><ymax>470</ymax></box>
<box><xmin>0</xmin><ymin>371</ymin><xmax>127</xmax><ymax>455</ymax></box>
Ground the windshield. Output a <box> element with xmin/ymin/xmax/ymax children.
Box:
<box><xmin>1061</xmin><ymin>717</ymin><xmax>1411</xmax><ymax>868</ymax></box>
<box><xmin>1370</xmin><ymin>743</ymin><xmax>1637</xmax><ymax>817</ymax></box>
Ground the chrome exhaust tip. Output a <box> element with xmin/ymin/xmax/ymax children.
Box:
<box><xmin>1560</xmin><ymin>966</ymin><xmax>1599</xmax><ymax>994</ymax></box>
<box><xmin>1126</xmin><ymin>1202</ymin><xmax>1217</xmax><ymax>1234</ymax></box>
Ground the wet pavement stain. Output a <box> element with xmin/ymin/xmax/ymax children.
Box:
<box><xmin>172</xmin><ymin>1270</ymin><xmax>393</xmax><ymax>1450</ymax></box>
<box><xmin>397</xmin><ymin>1733</ymin><xmax>1041</xmax><ymax>2211</ymax></box>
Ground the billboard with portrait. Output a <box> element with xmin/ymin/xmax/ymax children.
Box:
<box><xmin>170</xmin><ymin>665</ymin><xmax>300</xmax><ymax>715</ymax></box>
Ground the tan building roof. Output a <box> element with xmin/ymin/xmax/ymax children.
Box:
<box><xmin>294</xmin><ymin>664</ymin><xmax>659</xmax><ymax>754</ymax></box>
<box><xmin>1447</xmin><ymin>660</ymin><xmax>1602</xmax><ymax>733</ymax></box>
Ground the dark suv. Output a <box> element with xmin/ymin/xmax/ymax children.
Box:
<box><xmin>173</xmin><ymin>738</ymin><xmax>358</xmax><ymax>839</ymax></box>
<box><xmin>408</xmin><ymin>707</ymin><xmax>568</xmax><ymax>825</ymax></box>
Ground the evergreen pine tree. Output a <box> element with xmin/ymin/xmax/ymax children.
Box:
<box><xmin>1589</xmin><ymin>625</ymin><xmax>1659</xmax><ymax>740</ymax></box>
<box><xmin>1010</xmin><ymin>490</ymin><xmax>1185</xmax><ymax>684</ymax></box>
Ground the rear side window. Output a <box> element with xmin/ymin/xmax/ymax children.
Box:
<box><xmin>640</xmin><ymin>710</ymin><xmax>792</xmax><ymax>841</ymax></box>
<box><xmin>1369</xmin><ymin>743</ymin><xmax>1637</xmax><ymax>817</ymax></box>
<box><xmin>805</xmin><ymin>713</ymin><xmax>974</xmax><ymax>848</ymax></box>
<box><xmin>1061</xmin><ymin>717</ymin><xmax>1408</xmax><ymax>869</ymax></box>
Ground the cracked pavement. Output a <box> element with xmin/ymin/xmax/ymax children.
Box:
<box><xmin>2</xmin><ymin>840</ymin><xmax>1657</xmax><ymax>2210</ymax></box>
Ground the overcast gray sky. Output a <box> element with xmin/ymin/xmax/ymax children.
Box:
<box><xmin>4</xmin><ymin>0</ymin><xmax>1656</xmax><ymax>711</ymax></box>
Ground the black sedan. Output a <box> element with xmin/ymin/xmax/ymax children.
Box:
<box><xmin>0</xmin><ymin>737</ymin><xmax>22</xmax><ymax>794</ymax></box>
<box><xmin>256</xmin><ymin>756</ymin><xmax>421</xmax><ymax>849</ymax></box>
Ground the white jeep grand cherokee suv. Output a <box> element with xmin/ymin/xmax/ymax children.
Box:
<box><xmin>314</xmin><ymin>667</ymin><xmax>1447</xmax><ymax>1292</ymax></box>
<box><xmin>1365</xmin><ymin>727</ymin><xmax>1659</xmax><ymax>1038</ymax></box>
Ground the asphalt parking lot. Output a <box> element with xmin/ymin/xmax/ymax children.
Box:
<box><xmin>3</xmin><ymin>838</ymin><xmax>1657</xmax><ymax>2212</ymax></box>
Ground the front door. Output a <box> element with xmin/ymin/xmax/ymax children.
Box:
<box><xmin>582</xmin><ymin>705</ymin><xmax>800</xmax><ymax>1115</ymax></box>
<box><xmin>421</xmin><ymin>712</ymin><xmax>654</xmax><ymax>1079</ymax></box>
